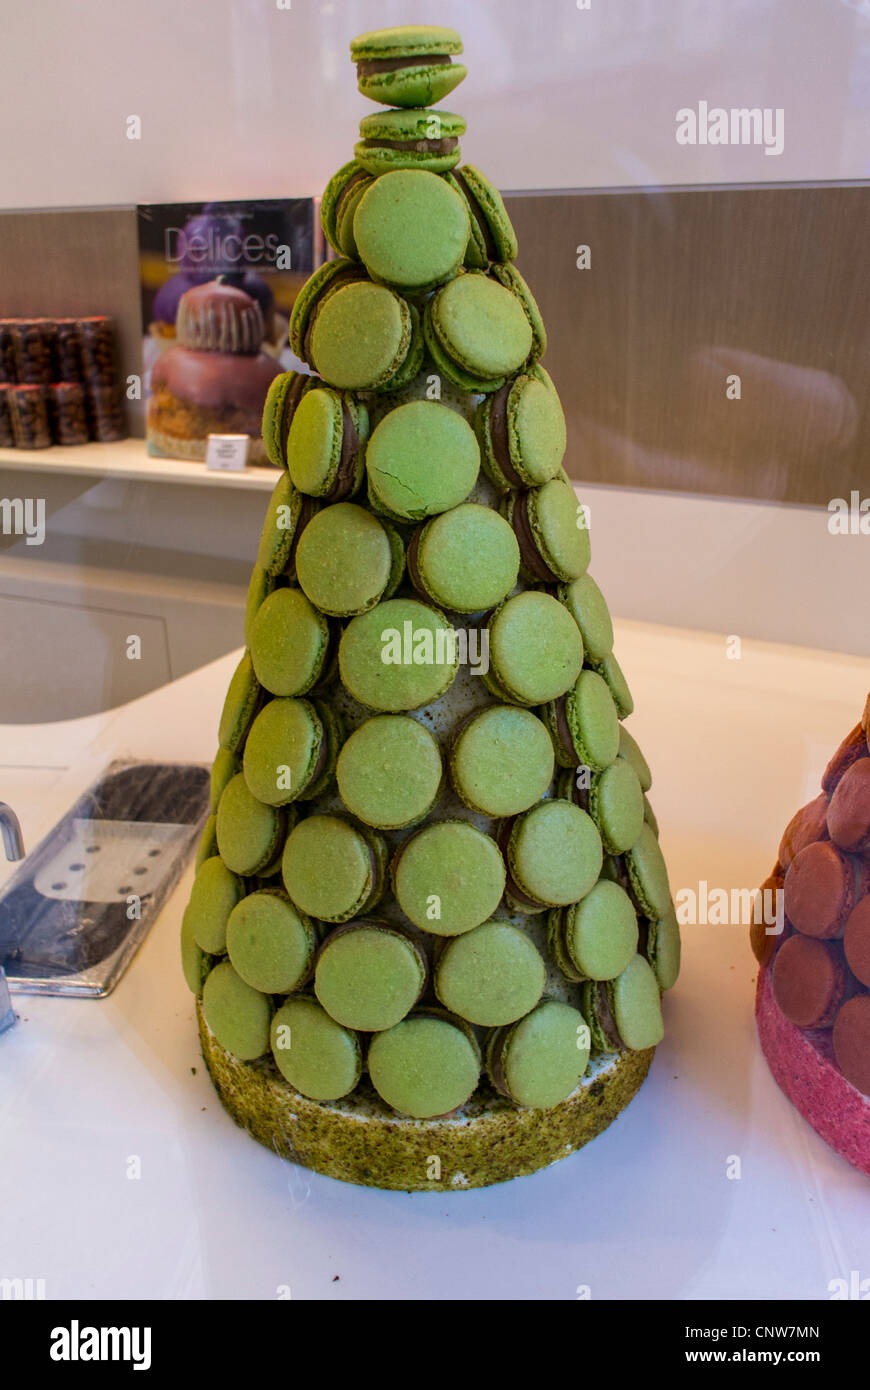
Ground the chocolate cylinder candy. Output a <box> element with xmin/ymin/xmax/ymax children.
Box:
<box><xmin>0</xmin><ymin>321</ymin><xmax>18</xmax><ymax>381</ymax></box>
<box><xmin>50</xmin><ymin>382</ymin><xmax>89</xmax><ymax>445</ymax></box>
<box><xmin>0</xmin><ymin>383</ymin><xmax>15</xmax><ymax>447</ymax></box>
<box><xmin>86</xmin><ymin>382</ymin><xmax>126</xmax><ymax>442</ymax></box>
<box><xmin>9</xmin><ymin>384</ymin><xmax>52</xmax><ymax>448</ymax></box>
<box><xmin>10</xmin><ymin>319</ymin><xmax>53</xmax><ymax>385</ymax></box>
<box><xmin>54</xmin><ymin>319</ymin><xmax>84</xmax><ymax>382</ymax></box>
<box><xmin>78</xmin><ymin>316</ymin><xmax>118</xmax><ymax>387</ymax></box>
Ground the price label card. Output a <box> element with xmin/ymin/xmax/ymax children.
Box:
<box><xmin>206</xmin><ymin>434</ymin><xmax>250</xmax><ymax>471</ymax></box>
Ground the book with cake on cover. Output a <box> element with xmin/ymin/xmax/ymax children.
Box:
<box><xmin>753</xmin><ymin>695</ymin><xmax>870</xmax><ymax>1176</ymax></box>
<box><xmin>179</xmin><ymin>23</ymin><xmax>681</xmax><ymax>1192</ymax></box>
<box><xmin>137</xmin><ymin>199</ymin><xmax>318</xmax><ymax>464</ymax></box>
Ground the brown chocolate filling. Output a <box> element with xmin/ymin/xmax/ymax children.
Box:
<box><xmin>333</xmin><ymin>169</ymin><xmax>370</xmax><ymax>225</ymax></box>
<box><xmin>487</xmin><ymin>1027</ymin><xmax>513</xmax><ymax>1099</ymax></box>
<box><xmin>511</xmin><ymin>490</ymin><xmax>558</xmax><ymax>583</ymax></box>
<box><xmin>488</xmin><ymin>380</ymin><xmax>525</xmax><ymax>487</ymax></box>
<box><xmin>362</xmin><ymin>136</ymin><xmax>459</xmax><ymax>155</ymax></box>
<box><xmin>280</xmin><ymin>373</ymin><xmax>307</xmax><ymax>454</ymax></box>
<box><xmin>552</xmin><ymin>694</ymin><xmax>579</xmax><ymax>764</ymax></box>
<box><xmin>358</xmin><ymin>54</ymin><xmax>451</xmax><ymax>75</ymax></box>
<box><xmin>304</xmin><ymin>714</ymin><xmax>331</xmax><ymax>791</ymax></box>
<box><xmin>326</xmin><ymin>400</ymin><xmax>360</xmax><ymax>502</ymax></box>
<box><xmin>406</xmin><ymin>525</ymin><xmax>429</xmax><ymax>599</ymax></box>
<box><xmin>596</xmin><ymin>981</ymin><xmax>624</xmax><ymax>1049</ymax></box>
<box><xmin>451</xmin><ymin>167</ymin><xmax>497</xmax><ymax>261</ymax></box>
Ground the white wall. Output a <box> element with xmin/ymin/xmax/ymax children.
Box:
<box><xmin>2</xmin><ymin>0</ymin><xmax>870</xmax><ymax>210</ymax></box>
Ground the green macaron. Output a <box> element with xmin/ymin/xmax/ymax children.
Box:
<box><xmin>582</xmin><ymin>953</ymin><xmax>664</xmax><ymax>1052</ymax></box>
<box><xmin>243</xmin><ymin>566</ymin><xmax>277</xmax><ymax>649</ymax></box>
<box><xmin>644</xmin><ymin>794</ymin><xmax>659</xmax><ymax>839</ymax></box>
<box><xmin>591</xmin><ymin>651</ymin><xmax>634</xmax><ymax>718</ymax></box>
<box><xmin>256</xmin><ymin>472</ymin><xmax>317</xmax><ymax>577</ymax></box>
<box><xmin>337</xmin><ymin>714</ymin><xmax>443</xmax><ymax>829</ymax></box>
<box><xmin>505</xmin><ymin>478</ymin><xmax>590</xmax><ymax>584</ymax></box>
<box><xmin>249</xmin><ymin>587</ymin><xmax>332</xmax><ymax>698</ymax></box>
<box><xmin>242</xmin><ymin>696</ymin><xmax>336</xmax><ymax>806</ymax></box>
<box><xmin>450</xmin><ymin>704</ymin><xmax>554</xmax><ymax>817</ymax></box>
<box><xmin>320</xmin><ymin>161</ymin><xmax>374</xmax><ymax>258</ymax></box>
<box><xmin>285</xmin><ymin>385</ymin><xmax>369</xmax><ymax>501</ymax></box>
<box><xmin>355</xmin><ymin>107</ymin><xmax>466</xmax><ymax>176</ymax></box>
<box><xmin>271</xmin><ymin>996</ymin><xmax>362</xmax><ymax>1101</ymax></box>
<box><xmin>588</xmin><ymin>757</ymin><xmax>645</xmax><ymax>854</ymax></box>
<box><xmin>180</xmin><ymin>902</ymin><xmax>211</xmax><ymax>995</ymax></box>
<box><xmin>351</xmin><ymin>25</ymin><xmax>467</xmax><ymax>108</ymax></box>
<box><xmin>392</xmin><ymin>819</ymin><xmax>506</xmax><ymax>936</ymax></box>
<box><xmin>544</xmin><ymin>668</ymin><xmax>620</xmax><ymax>771</ymax></box>
<box><xmin>486</xmin><ymin>999</ymin><xmax>590</xmax><ymax>1109</ymax></box>
<box><xmin>201</xmin><ymin>960</ymin><xmax>272</xmax><ymax>1062</ymax></box>
<box><xmin>367</xmin><ymin>1010</ymin><xmax>481</xmax><ymax>1117</ymax></box>
<box><xmin>186</xmin><ymin>855</ymin><xmax>245</xmax><ymax>955</ymax></box>
<box><xmin>217</xmin><ymin>651</ymin><xmax>262</xmax><ymax>753</ymax></box>
<box><xmin>314</xmin><ymin>921</ymin><xmax>427</xmax><ymax>1031</ymax></box>
<box><xmin>194</xmin><ymin>814</ymin><xmax>218</xmax><ymax>869</ymax></box>
<box><xmin>226</xmin><ymin>887</ymin><xmax>315</xmax><ymax>995</ymax></box>
<box><xmin>625</xmin><ymin>823</ymin><xmax>672</xmax><ymax>920</ymax></box>
<box><xmin>485</xmin><ymin>590</ymin><xmax>583</xmax><ymax>706</ymax></box>
<box><xmin>644</xmin><ymin>903</ymin><xmax>681</xmax><ymax>991</ymax></box>
<box><xmin>618</xmin><ymin>724</ymin><xmax>653</xmax><ymax>792</ymax></box>
<box><xmin>491</xmin><ymin>262</ymin><xmax>546</xmax><ymax>360</ymax></box>
<box><xmin>503</xmin><ymin>799</ymin><xmax>603</xmax><ymax>911</ymax></box>
<box><xmin>353</xmin><ymin>168</ymin><xmax>469</xmax><ymax>292</ymax></box>
<box><xmin>424</xmin><ymin>270</ymin><xmax>533</xmax><ymax>393</ymax></box>
<box><xmin>308</xmin><ymin>280</ymin><xmax>423</xmax><ymax>393</ymax></box>
<box><xmin>549</xmin><ymin>880</ymin><xmax>639</xmax><ymax>983</ymax></box>
<box><xmin>408</xmin><ymin>503</ymin><xmax>519</xmax><ymax>613</ymax></box>
<box><xmin>295</xmin><ymin>502</ymin><xmax>403</xmax><ymax>617</ymax></box>
<box><xmin>215</xmin><ymin>772</ymin><xmax>285</xmax><ymax>876</ymax></box>
<box><xmin>558</xmin><ymin>574</ymin><xmax>614</xmax><ymax>663</ymax></box>
<box><xmin>365</xmin><ymin>399</ymin><xmax>480</xmax><ymax>520</ymax></box>
<box><xmin>339</xmin><ymin>597</ymin><xmax>459</xmax><ymax>712</ymax></box>
<box><xmin>261</xmin><ymin>371</ymin><xmax>314</xmax><ymax>469</ymax></box>
<box><xmin>282</xmin><ymin>813</ymin><xmax>386</xmax><ymax>923</ymax></box>
<box><xmin>476</xmin><ymin>365</ymin><xmax>566</xmax><ymax>492</ymax></box>
<box><xmin>447</xmin><ymin>164</ymin><xmax>518</xmax><ymax>267</ymax></box>
<box><xmin>288</xmin><ymin>257</ymin><xmax>361</xmax><ymax>362</ymax></box>
<box><xmin>434</xmin><ymin>919</ymin><xmax>545</xmax><ymax>1026</ymax></box>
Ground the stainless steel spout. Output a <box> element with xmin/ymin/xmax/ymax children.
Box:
<box><xmin>0</xmin><ymin>803</ymin><xmax>24</xmax><ymax>861</ymax></box>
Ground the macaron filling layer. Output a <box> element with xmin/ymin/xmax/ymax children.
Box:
<box><xmin>486</xmin><ymin>379</ymin><xmax>526</xmax><ymax>487</ymax></box>
<box><xmin>510</xmin><ymin>489</ymin><xmax>560</xmax><ymax>582</ymax></box>
<box><xmin>357</xmin><ymin>53</ymin><xmax>452</xmax><ymax>75</ymax></box>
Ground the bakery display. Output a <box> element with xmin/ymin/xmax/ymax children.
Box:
<box><xmin>147</xmin><ymin>277</ymin><xmax>281</xmax><ymax>463</ymax></box>
<box><xmin>753</xmin><ymin>696</ymin><xmax>870</xmax><ymax>1175</ymax></box>
<box><xmin>0</xmin><ymin>313</ymin><xmax>126</xmax><ymax>447</ymax></box>
<box><xmin>183</xmin><ymin>23</ymin><xmax>680</xmax><ymax>1191</ymax></box>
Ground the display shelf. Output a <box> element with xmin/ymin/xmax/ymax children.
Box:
<box><xmin>0</xmin><ymin>438</ymin><xmax>280</xmax><ymax>490</ymax></box>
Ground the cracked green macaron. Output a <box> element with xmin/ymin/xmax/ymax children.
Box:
<box><xmin>408</xmin><ymin>502</ymin><xmax>519</xmax><ymax>613</ymax></box>
<box><xmin>337</xmin><ymin>714</ymin><xmax>443</xmax><ymax>829</ymax></box>
<box><xmin>310</xmin><ymin>280</ymin><xmax>423</xmax><ymax>393</ymax></box>
<box><xmin>367</xmin><ymin>1009</ymin><xmax>481</xmax><ymax>1117</ymax></box>
<box><xmin>314</xmin><ymin>921</ymin><xmax>427</xmax><ymax>1031</ymax></box>
<box><xmin>559</xmin><ymin>573</ymin><xmax>614</xmax><ymax>663</ymax></box>
<box><xmin>434</xmin><ymin>919</ymin><xmax>545</xmax><ymax>1026</ymax></box>
<box><xmin>392</xmin><ymin>819</ymin><xmax>506</xmax><ymax>935</ymax></box>
<box><xmin>271</xmin><ymin>996</ymin><xmax>362</xmax><ymax>1101</ymax></box>
<box><xmin>582</xmin><ymin>953</ymin><xmax>664</xmax><ymax>1052</ymax></box>
<box><xmin>261</xmin><ymin>370</ymin><xmax>315</xmax><ymax>469</ymax></box>
<box><xmin>351</xmin><ymin>25</ymin><xmax>467</xmax><ymax>108</ymax></box>
<box><xmin>339</xmin><ymin>596</ymin><xmax>459</xmax><ymax>711</ymax></box>
<box><xmin>354</xmin><ymin>168</ymin><xmax>469</xmax><ymax>292</ymax></box>
<box><xmin>215</xmin><ymin>772</ymin><xmax>286</xmax><ymax>876</ymax></box>
<box><xmin>450</xmin><ymin>704</ymin><xmax>554</xmax><ymax>817</ymax></box>
<box><xmin>285</xmin><ymin>385</ymin><xmax>368</xmax><ymax>501</ymax></box>
<box><xmin>201</xmin><ymin>960</ymin><xmax>272</xmax><ymax>1062</ymax></box>
<box><xmin>295</xmin><ymin>502</ymin><xmax>403</xmax><ymax>617</ymax></box>
<box><xmin>242</xmin><ymin>696</ymin><xmax>338</xmax><ymax>806</ymax></box>
<box><xmin>226</xmin><ymin>887</ymin><xmax>315</xmax><ymax>995</ymax></box>
<box><xmin>504</xmin><ymin>477</ymin><xmax>590</xmax><ymax>584</ymax></box>
<box><xmin>320</xmin><ymin>160</ymin><xmax>374</xmax><ymax>258</ymax></box>
<box><xmin>282</xmin><ymin>814</ymin><xmax>386</xmax><ymax>923</ymax></box>
<box><xmin>447</xmin><ymin>163</ymin><xmax>518</xmax><ymax>267</ymax></box>
<box><xmin>486</xmin><ymin>999</ymin><xmax>590</xmax><ymax>1109</ymax></box>
<box><xmin>355</xmin><ymin>107</ymin><xmax>466</xmax><ymax>176</ymax></box>
<box><xmin>366</xmin><ymin>399</ymin><xmax>479</xmax><ymax>520</ymax></box>
<box><xmin>485</xmin><ymin>590</ymin><xmax>583</xmax><ymax>706</ymax></box>
<box><xmin>424</xmin><ymin>270</ymin><xmax>533</xmax><ymax>392</ymax></box>
<box><xmin>545</xmin><ymin>668</ymin><xmax>620</xmax><ymax>772</ymax></box>
<box><xmin>549</xmin><ymin>879</ymin><xmax>639</xmax><ymax>983</ymax></box>
<box><xmin>502</xmin><ymin>799</ymin><xmax>602</xmax><ymax>912</ymax></box>
<box><xmin>250</xmin><ymin>587</ymin><xmax>332</xmax><ymax>697</ymax></box>
<box><xmin>477</xmin><ymin>365</ymin><xmax>566</xmax><ymax>492</ymax></box>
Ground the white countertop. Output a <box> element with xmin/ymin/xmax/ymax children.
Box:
<box><xmin>0</xmin><ymin>439</ymin><xmax>279</xmax><ymax>490</ymax></box>
<box><xmin>1</xmin><ymin>622</ymin><xmax>868</xmax><ymax>1301</ymax></box>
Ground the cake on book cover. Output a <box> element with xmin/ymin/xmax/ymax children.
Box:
<box><xmin>180</xmin><ymin>23</ymin><xmax>681</xmax><ymax>1191</ymax></box>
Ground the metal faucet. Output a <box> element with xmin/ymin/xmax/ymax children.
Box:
<box><xmin>0</xmin><ymin>803</ymin><xmax>24</xmax><ymax>861</ymax></box>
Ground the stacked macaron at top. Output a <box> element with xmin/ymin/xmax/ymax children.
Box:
<box><xmin>752</xmin><ymin>698</ymin><xmax>870</xmax><ymax>1098</ymax></box>
<box><xmin>184</xmin><ymin>22</ymin><xmax>678</xmax><ymax>1124</ymax></box>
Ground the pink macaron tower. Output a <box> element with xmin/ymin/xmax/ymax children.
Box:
<box><xmin>753</xmin><ymin>694</ymin><xmax>870</xmax><ymax>1175</ymax></box>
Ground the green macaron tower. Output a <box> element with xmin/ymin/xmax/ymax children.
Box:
<box><xmin>184</xmin><ymin>23</ymin><xmax>681</xmax><ymax>1191</ymax></box>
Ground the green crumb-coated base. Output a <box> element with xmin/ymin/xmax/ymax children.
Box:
<box><xmin>197</xmin><ymin>1002</ymin><xmax>654</xmax><ymax>1191</ymax></box>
